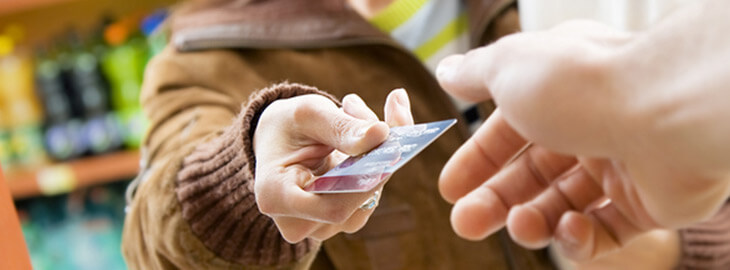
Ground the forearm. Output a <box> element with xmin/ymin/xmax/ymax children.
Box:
<box><xmin>124</xmin><ymin>46</ymin><xmax>334</xmax><ymax>268</ymax></box>
<box><xmin>595</xmin><ymin>0</ymin><xmax>730</xmax><ymax>227</ymax></box>
<box><xmin>175</xmin><ymin>83</ymin><xmax>335</xmax><ymax>266</ymax></box>
<box><xmin>616</xmin><ymin>0</ymin><xmax>730</xmax><ymax>177</ymax></box>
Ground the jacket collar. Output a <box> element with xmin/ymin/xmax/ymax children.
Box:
<box><xmin>171</xmin><ymin>0</ymin><xmax>515</xmax><ymax>51</ymax></box>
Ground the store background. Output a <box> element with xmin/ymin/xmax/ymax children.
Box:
<box><xmin>1</xmin><ymin>0</ymin><xmax>179</xmax><ymax>269</ymax></box>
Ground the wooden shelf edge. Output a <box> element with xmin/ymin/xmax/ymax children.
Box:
<box><xmin>4</xmin><ymin>150</ymin><xmax>140</xmax><ymax>200</ymax></box>
<box><xmin>0</xmin><ymin>0</ymin><xmax>76</xmax><ymax>16</ymax></box>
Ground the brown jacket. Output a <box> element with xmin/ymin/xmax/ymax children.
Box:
<box><xmin>121</xmin><ymin>0</ymin><xmax>730</xmax><ymax>269</ymax></box>
<box><xmin>121</xmin><ymin>0</ymin><xmax>551</xmax><ymax>269</ymax></box>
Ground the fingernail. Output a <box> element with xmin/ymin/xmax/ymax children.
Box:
<box><xmin>556</xmin><ymin>229</ymin><xmax>580</xmax><ymax>251</ymax></box>
<box><xmin>436</xmin><ymin>55</ymin><xmax>464</xmax><ymax>83</ymax></box>
<box><xmin>555</xmin><ymin>215</ymin><xmax>582</xmax><ymax>254</ymax></box>
<box><xmin>393</xmin><ymin>88</ymin><xmax>408</xmax><ymax>107</ymax></box>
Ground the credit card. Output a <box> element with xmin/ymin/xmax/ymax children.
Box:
<box><xmin>304</xmin><ymin>119</ymin><xmax>457</xmax><ymax>194</ymax></box>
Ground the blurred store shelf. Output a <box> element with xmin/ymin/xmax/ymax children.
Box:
<box><xmin>0</xmin><ymin>0</ymin><xmax>76</xmax><ymax>16</ymax></box>
<box><xmin>5</xmin><ymin>150</ymin><xmax>139</xmax><ymax>199</ymax></box>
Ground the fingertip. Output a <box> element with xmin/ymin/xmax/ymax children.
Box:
<box><xmin>450</xmin><ymin>206</ymin><xmax>484</xmax><ymax>241</ymax></box>
<box><xmin>438</xmin><ymin>179</ymin><xmax>454</xmax><ymax>204</ymax></box>
<box><xmin>391</xmin><ymin>88</ymin><xmax>408</xmax><ymax>101</ymax></box>
<box><xmin>438</xmin><ymin>160</ymin><xmax>460</xmax><ymax>204</ymax></box>
<box><xmin>342</xmin><ymin>93</ymin><xmax>360</xmax><ymax>103</ymax></box>
<box><xmin>343</xmin><ymin>93</ymin><xmax>378</xmax><ymax>121</ymax></box>
<box><xmin>341</xmin><ymin>94</ymin><xmax>359</xmax><ymax>110</ymax></box>
<box><xmin>554</xmin><ymin>211</ymin><xmax>594</xmax><ymax>261</ymax></box>
<box><xmin>349</xmin><ymin>121</ymin><xmax>389</xmax><ymax>155</ymax></box>
<box><xmin>369</xmin><ymin>121</ymin><xmax>390</xmax><ymax>141</ymax></box>
<box><xmin>506</xmin><ymin>205</ymin><xmax>551</xmax><ymax>249</ymax></box>
<box><xmin>436</xmin><ymin>48</ymin><xmax>495</xmax><ymax>103</ymax></box>
<box><xmin>392</xmin><ymin>88</ymin><xmax>411</xmax><ymax>112</ymax></box>
<box><xmin>385</xmin><ymin>88</ymin><xmax>414</xmax><ymax>126</ymax></box>
<box><xmin>450</xmin><ymin>187</ymin><xmax>508</xmax><ymax>240</ymax></box>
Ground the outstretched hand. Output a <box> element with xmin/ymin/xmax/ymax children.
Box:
<box><xmin>440</xmin><ymin>110</ymin><xmax>661</xmax><ymax>260</ymax></box>
<box><xmin>253</xmin><ymin>89</ymin><xmax>413</xmax><ymax>243</ymax></box>
<box><xmin>436</xmin><ymin>19</ymin><xmax>730</xmax><ymax>261</ymax></box>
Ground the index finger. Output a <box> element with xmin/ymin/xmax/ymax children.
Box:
<box><xmin>291</xmin><ymin>94</ymin><xmax>390</xmax><ymax>156</ymax></box>
<box><xmin>439</xmin><ymin>110</ymin><xmax>528</xmax><ymax>203</ymax></box>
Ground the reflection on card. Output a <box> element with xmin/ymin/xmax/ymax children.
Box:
<box><xmin>304</xmin><ymin>119</ymin><xmax>457</xmax><ymax>193</ymax></box>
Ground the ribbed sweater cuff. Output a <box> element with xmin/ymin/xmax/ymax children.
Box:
<box><xmin>677</xmin><ymin>203</ymin><xmax>730</xmax><ymax>269</ymax></box>
<box><xmin>175</xmin><ymin>83</ymin><xmax>338</xmax><ymax>266</ymax></box>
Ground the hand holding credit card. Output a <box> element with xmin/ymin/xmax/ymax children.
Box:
<box><xmin>304</xmin><ymin>119</ymin><xmax>457</xmax><ymax>193</ymax></box>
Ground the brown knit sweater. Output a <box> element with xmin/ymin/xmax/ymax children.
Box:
<box><xmin>174</xmin><ymin>83</ymin><xmax>340</xmax><ymax>266</ymax></box>
<box><xmin>678</xmin><ymin>202</ymin><xmax>730</xmax><ymax>269</ymax></box>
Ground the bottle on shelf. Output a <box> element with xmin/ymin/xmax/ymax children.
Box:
<box><xmin>65</xmin><ymin>29</ymin><xmax>123</xmax><ymax>155</ymax></box>
<box><xmin>141</xmin><ymin>9</ymin><xmax>169</xmax><ymax>57</ymax></box>
<box><xmin>0</xmin><ymin>27</ymin><xmax>48</xmax><ymax>169</ymax></box>
<box><xmin>35</xmin><ymin>41</ymin><xmax>86</xmax><ymax>161</ymax></box>
<box><xmin>102</xmin><ymin>15</ymin><xmax>149</xmax><ymax>149</ymax></box>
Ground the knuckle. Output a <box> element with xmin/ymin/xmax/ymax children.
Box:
<box><xmin>291</xmin><ymin>95</ymin><xmax>331</xmax><ymax>123</ymax></box>
<box><xmin>291</xmin><ymin>100</ymin><xmax>318</xmax><ymax>124</ymax></box>
<box><xmin>330</xmin><ymin>115</ymin><xmax>352</xmax><ymax>142</ymax></box>
<box><xmin>279</xmin><ymin>228</ymin><xmax>307</xmax><ymax>243</ymax></box>
<box><xmin>255</xmin><ymin>195</ymin><xmax>276</xmax><ymax>216</ymax></box>
<box><xmin>276</xmin><ymin>219</ymin><xmax>318</xmax><ymax>243</ymax></box>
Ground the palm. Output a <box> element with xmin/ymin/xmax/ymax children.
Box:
<box><xmin>440</xmin><ymin>111</ymin><xmax>657</xmax><ymax>260</ymax></box>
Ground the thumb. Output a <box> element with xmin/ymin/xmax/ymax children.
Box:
<box><xmin>293</xmin><ymin>95</ymin><xmax>389</xmax><ymax>156</ymax></box>
<box><xmin>436</xmin><ymin>46</ymin><xmax>496</xmax><ymax>103</ymax></box>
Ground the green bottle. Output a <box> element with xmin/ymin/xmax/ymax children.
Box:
<box><xmin>101</xmin><ymin>18</ymin><xmax>149</xmax><ymax>149</ymax></box>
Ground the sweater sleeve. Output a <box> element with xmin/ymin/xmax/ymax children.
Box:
<box><xmin>676</xmin><ymin>202</ymin><xmax>730</xmax><ymax>269</ymax></box>
<box><xmin>175</xmin><ymin>83</ymin><xmax>338</xmax><ymax>266</ymax></box>
<box><xmin>121</xmin><ymin>46</ymin><xmax>337</xmax><ymax>269</ymax></box>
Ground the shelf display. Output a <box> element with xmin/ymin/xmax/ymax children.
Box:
<box><xmin>0</xmin><ymin>2</ymin><xmax>172</xmax><ymax>268</ymax></box>
<box><xmin>2</xmin><ymin>8</ymin><xmax>169</xmax><ymax>199</ymax></box>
